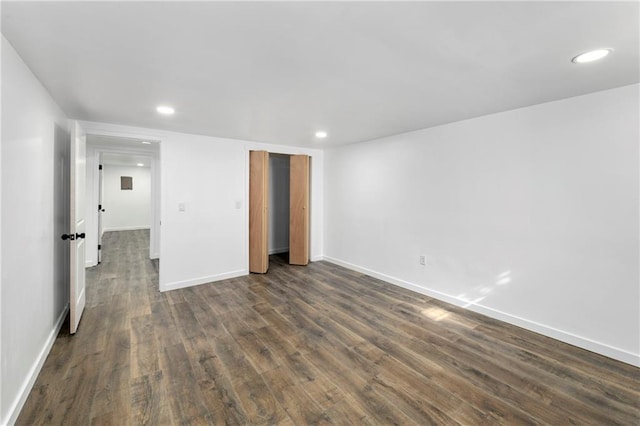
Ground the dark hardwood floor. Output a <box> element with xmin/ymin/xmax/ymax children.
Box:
<box><xmin>17</xmin><ymin>230</ymin><xmax>640</xmax><ymax>425</ymax></box>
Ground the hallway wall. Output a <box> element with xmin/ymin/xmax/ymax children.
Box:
<box><xmin>1</xmin><ymin>36</ymin><xmax>70</xmax><ymax>425</ymax></box>
<box><xmin>102</xmin><ymin>165</ymin><xmax>151</xmax><ymax>232</ymax></box>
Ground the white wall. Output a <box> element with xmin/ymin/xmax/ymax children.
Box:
<box><xmin>324</xmin><ymin>84</ymin><xmax>640</xmax><ymax>366</ymax></box>
<box><xmin>102</xmin><ymin>165</ymin><xmax>151</xmax><ymax>231</ymax></box>
<box><xmin>269</xmin><ymin>154</ymin><xmax>290</xmax><ymax>254</ymax></box>
<box><xmin>1</xmin><ymin>36</ymin><xmax>70</xmax><ymax>425</ymax></box>
<box><xmin>160</xmin><ymin>131</ymin><xmax>323</xmax><ymax>291</ymax></box>
<box><xmin>76</xmin><ymin>122</ymin><xmax>323</xmax><ymax>293</ymax></box>
<box><xmin>160</xmin><ymin>133</ymin><xmax>246</xmax><ymax>289</ymax></box>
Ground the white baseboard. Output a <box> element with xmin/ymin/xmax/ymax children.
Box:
<box><xmin>322</xmin><ymin>256</ymin><xmax>639</xmax><ymax>367</ymax></box>
<box><xmin>103</xmin><ymin>226</ymin><xmax>150</xmax><ymax>232</ymax></box>
<box><xmin>310</xmin><ymin>255</ymin><xmax>325</xmax><ymax>262</ymax></box>
<box><xmin>269</xmin><ymin>247</ymin><xmax>289</xmax><ymax>255</ymax></box>
<box><xmin>160</xmin><ymin>269</ymin><xmax>248</xmax><ymax>292</ymax></box>
<box><xmin>3</xmin><ymin>304</ymin><xmax>69</xmax><ymax>426</ymax></box>
<box><xmin>150</xmin><ymin>253</ymin><xmax>159</xmax><ymax>260</ymax></box>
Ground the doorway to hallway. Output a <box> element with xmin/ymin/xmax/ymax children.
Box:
<box><xmin>85</xmin><ymin>135</ymin><xmax>161</xmax><ymax>269</ymax></box>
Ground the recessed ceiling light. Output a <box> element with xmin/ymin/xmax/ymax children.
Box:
<box><xmin>137</xmin><ymin>163</ymin><xmax>144</xmax><ymax>167</ymax></box>
<box><xmin>141</xmin><ymin>141</ymin><xmax>151</xmax><ymax>145</ymax></box>
<box><xmin>572</xmin><ymin>48</ymin><xmax>613</xmax><ymax>64</ymax></box>
<box><xmin>315</xmin><ymin>131</ymin><xmax>328</xmax><ymax>139</ymax></box>
<box><xmin>156</xmin><ymin>105</ymin><xmax>175</xmax><ymax>115</ymax></box>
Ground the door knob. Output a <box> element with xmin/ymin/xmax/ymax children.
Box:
<box><xmin>76</xmin><ymin>233</ymin><xmax>86</xmax><ymax>239</ymax></box>
<box><xmin>61</xmin><ymin>233</ymin><xmax>75</xmax><ymax>241</ymax></box>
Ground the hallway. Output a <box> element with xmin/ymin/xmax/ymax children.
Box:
<box><xmin>18</xmin><ymin>230</ymin><xmax>159</xmax><ymax>424</ymax></box>
<box><xmin>16</xmin><ymin>232</ymin><xmax>640</xmax><ymax>424</ymax></box>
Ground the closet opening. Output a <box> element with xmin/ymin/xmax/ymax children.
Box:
<box><xmin>269</xmin><ymin>153</ymin><xmax>291</xmax><ymax>262</ymax></box>
<box><xmin>249</xmin><ymin>151</ymin><xmax>310</xmax><ymax>274</ymax></box>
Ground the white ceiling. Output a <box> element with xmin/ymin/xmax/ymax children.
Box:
<box><xmin>2</xmin><ymin>2</ymin><xmax>638</xmax><ymax>147</ymax></box>
<box><xmin>101</xmin><ymin>152</ymin><xmax>152</xmax><ymax>168</ymax></box>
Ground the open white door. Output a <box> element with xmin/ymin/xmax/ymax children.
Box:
<box><xmin>97</xmin><ymin>162</ymin><xmax>104</xmax><ymax>263</ymax></box>
<box><xmin>69</xmin><ymin>121</ymin><xmax>87</xmax><ymax>334</ymax></box>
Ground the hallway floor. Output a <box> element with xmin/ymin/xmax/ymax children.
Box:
<box><xmin>16</xmin><ymin>230</ymin><xmax>640</xmax><ymax>424</ymax></box>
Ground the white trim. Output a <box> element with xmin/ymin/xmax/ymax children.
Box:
<box><xmin>3</xmin><ymin>304</ymin><xmax>69</xmax><ymax>426</ymax></box>
<box><xmin>103</xmin><ymin>226</ymin><xmax>150</xmax><ymax>232</ymax></box>
<box><xmin>160</xmin><ymin>269</ymin><xmax>248</xmax><ymax>292</ymax></box>
<box><xmin>85</xmin><ymin>260</ymin><xmax>98</xmax><ymax>268</ymax></box>
<box><xmin>89</xmin><ymin>146</ymin><xmax>157</xmax><ymax>157</ymax></box>
<box><xmin>83</xmin><ymin>146</ymin><xmax>99</xmax><ymax>267</ymax></box>
<box><xmin>149</xmin><ymin>155</ymin><xmax>160</xmax><ymax>262</ymax></box>
<box><xmin>150</xmin><ymin>252</ymin><xmax>160</xmax><ymax>260</ymax></box>
<box><xmin>323</xmin><ymin>256</ymin><xmax>640</xmax><ymax>367</ymax></box>
<box><xmin>77</xmin><ymin>120</ymin><xmax>164</xmax><ymax>142</ymax></box>
<box><xmin>310</xmin><ymin>255</ymin><xmax>325</xmax><ymax>262</ymax></box>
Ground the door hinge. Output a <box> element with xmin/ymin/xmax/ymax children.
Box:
<box><xmin>98</xmin><ymin>244</ymin><xmax>101</xmax><ymax>250</ymax></box>
<box><xmin>98</xmin><ymin>204</ymin><xmax>102</xmax><ymax>211</ymax></box>
<box><xmin>99</xmin><ymin>164</ymin><xmax>103</xmax><ymax>170</ymax></box>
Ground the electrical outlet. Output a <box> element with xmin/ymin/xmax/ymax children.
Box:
<box><xmin>419</xmin><ymin>255</ymin><xmax>426</xmax><ymax>266</ymax></box>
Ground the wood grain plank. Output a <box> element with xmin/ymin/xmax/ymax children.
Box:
<box><xmin>130</xmin><ymin>372</ymin><xmax>173</xmax><ymax>426</ymax></box>
<box><xmin>182</xmin><ymin>334</ymin><xmax>248</xmax><ymax>425</ymax></box>
<box><xmin>261</xmin><ymin>366</ymin><xmax>331</xmax><ymax>425</ymax></box>
<box><xmin>16</xmin><ymin>231</ymin><xmax>640</xmax><ymax>426</ymax></box>
<box><xmin>159</xmin><ymin>343</ymin><xmax>212</xmax><ymax>424</ymax></box>
<box><xmin>289</xmin><ymin>154</ymin><xmax>309</xmax><ymax>265</ymax></box>
<box><xmin>249</xmin><ymin>150</ymin><xmax>269</xmax><ymax>273</ymax></box>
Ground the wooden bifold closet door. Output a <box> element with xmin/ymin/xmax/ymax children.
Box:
<box><xmin>250</xmin><ymin>151</ymin><xmax>309</xmax><ymax>272</ymax></box>
<box><xmin>249</xmin><ymin>150</ymin><xmax>269</xmax><ymax>273</ymax></box>
<box><xmin>289</xmin><ymin>155</ymin><xmax>309</xmax><ymax>265</ymax></box>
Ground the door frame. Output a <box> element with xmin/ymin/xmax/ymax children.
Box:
<box><xmin>97</xmin><ymin>160</ymin><xmax>104</xmax><ymax>263</ymax></box>
<box><xmin>244</xmin><ymin>146</ymin><xmax>321</xmax><ymax>272</ymax></box>
<box><xmin>79</xmin><ymin>121</ymin><xmax>162</xmax><ymax>285</ymax></box>
<box><xmin>87</xmin><ymin>146</ymin><xmax>158</xmax><ymax>263</ymax></box>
